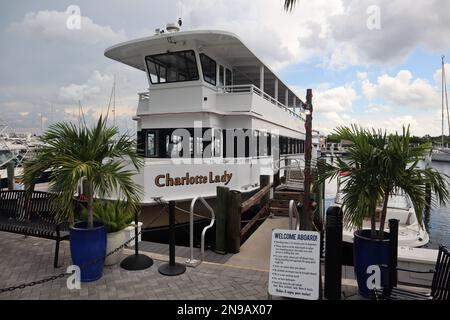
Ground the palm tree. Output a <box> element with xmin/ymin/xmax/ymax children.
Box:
<box><xmin>376</xmin><ymin>127</ymin><xmax>449</xmax><ymax>239</ymax></box>
<box><xmin>23</xmin><ymin>117</ymin><xmax>143</xmax><ymax>229</ymax></box>
<box><xmin>319</xmin><ymin>125</ymin><xmax>385</xmax><ymax>238</ymax></box>
<box><xmin>319</xmin><ymin>125</ymin><xmax>450</xmax><ymax>239</ymax></box>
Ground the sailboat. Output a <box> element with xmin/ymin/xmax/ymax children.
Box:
<box><xmin>432</xmin><ymin>56</ymin><xmax>450</xmax><ymax>162</ymax></box>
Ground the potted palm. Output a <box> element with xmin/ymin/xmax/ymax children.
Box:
<box><xmin>23</xmin><ymin>117</ymin><xmax>143</xmax><ymax>282</ymax></box>
<box><xmin>319</xmin><ymin>125</ymin><xmax>449</xmax><ymax>297</ymax></box>
<box><xmin>88</xmin><ymin>201</ymin><xmax>136</xmax><ymax>266</ymax></box>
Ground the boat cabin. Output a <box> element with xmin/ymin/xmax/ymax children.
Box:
<box><xmin>105</xmin><ymin>29</ymin><xmax>306</xmax><ymax>202</ymax></box>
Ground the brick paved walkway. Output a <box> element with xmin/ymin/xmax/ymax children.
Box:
<box><xmin>0</xmin><ymin>232</ymin><xmax>270</xmax><ymax>300</ymax></box>
<box><xmin>0</xmin><ymin>232</ymin><xmax>366</xmax><ymax>300</ymax></box>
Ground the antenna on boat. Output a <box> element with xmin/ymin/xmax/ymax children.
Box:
<box><xmin>78</xmin><ymin>100</ymin><xmax>87</xmax><ymax>129</ymax></box>
<box><xmin>105</xmin><ymin>77</ymin><xmax>116</xmax><ymax>125</ymax></box>
<box><xmin>113</xmin><ymin>75</ymin><xmax>116</xmax><ymax>127</ymax></box>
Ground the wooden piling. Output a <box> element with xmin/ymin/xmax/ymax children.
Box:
<box><xmin>302</xmin><ymin>89</ymin><xmax>314</xmax><ymax>231</ymax></box>
<box><xmin>216</xmin><ymin>186</ymin><xmax>229</xmax><ymax>254</ymax></box>
<box><xmin>227</xmin><ymin>190</ymin><xmax>242</xmax><ymax>254</ymax></box>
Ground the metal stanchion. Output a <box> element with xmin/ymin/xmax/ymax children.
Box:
<box><xmin>120</xmin><ymin>212</ymin><xmax>153</xmax><ymax>271</ymax></box>
<box><xmin>387</xmin><ymin>219</ymin><xmax>399</xmax><ymax>293</ymax></box>
<box><xmin>324</xmin><ymin>206</ymin><xmax>343</xmax><ymax>300</ymax></box>
<box><xmin>159</xmin><ymin>201</ymin><xmax>186</xmax><ymax>276</ymax></box>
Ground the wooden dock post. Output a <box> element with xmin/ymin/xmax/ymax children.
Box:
<box><xmin>260</xmin><ymin>175</ymin><xmax>270</xmax><ymax>209</ymax></box>
<box><xmin>7</xmin><ymin>161</ymin><xmax>15</xmax><ymax>191</ymax></box>
<box><xmin>227</xmin><ymin>190</ymin><xmax>242</xmax><ymax>254</ymax></box>
<box><xmin>302</xmin><ymin>89</ymin><xmax>314</xmax><ymax>231</ymax></box>
<box><xmin>216</xmin><ymin>186</ymin><xmax>229</xmax><ymax>254</ymax></box>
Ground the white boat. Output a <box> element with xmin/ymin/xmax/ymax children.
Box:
<box><xmin>431</xmin><ymin>147</ymin><xmax>450</xmax><ymax>162</ymax></box>
<box><xmin>333</xmin><ymin>191</ymin><xmax>429</xmax><ymax>248</ymax></box>
<box><xmin>104</xmin><ymin>23</ymin><xmax>307</xmax><ymax>227</ymax></box>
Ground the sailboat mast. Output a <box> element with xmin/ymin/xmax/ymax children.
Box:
<box><xmin>444</xmin><ymin>57</ymin><xmax>450</xmax><ymax>139</ymax></box>
<box><xmin>442</xmin><ymin>56</ymin><xmax>445</xmax><ymax>147</ymax></box>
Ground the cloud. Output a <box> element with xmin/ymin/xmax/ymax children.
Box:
<box><xmin>433</xmin><ymin>63</ymin><xmax>450</xmax><ymax>86</ymax></box>
<box><xmin>9</xmin><ymin>10</ymin><xmax>127</xmax><ymax>46</ymax></box>
<box><xmin>327</xmin><ymin>0</ymin><xmax>450</xmax><ymax>68</ymax></box>
<box><xmin>180</xmin><ymin>0</ymin><xmax>344</xmax><ymax>70</ymax></box>
<box><xmin>179</xmin><ymin>1</ymin><xmax>450</xmax><ymax>71</ymax></box>
<box><xmin>313</xmin><ymin>86</ymin><xmax>358</xmax><ymax>114</ymax></box>
<box><xmin>361</xmin><ymin>70</ymin><xmax>440</xmax><ymax>109</ymax></box>
<box><xmin>58</xmin><ymin>70</ymin><xmax>111</xmax><ymax>104</ymax></box>
<box><xmin>365</xmin><ymin>104</ymin><xmax>393</xmax><ymax>113</ymax></box>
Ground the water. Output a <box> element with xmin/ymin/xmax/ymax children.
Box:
<box><xmin>323</xmin><ymin>159</ymin><xmax>450</xmax><ymax>249</ymax></box>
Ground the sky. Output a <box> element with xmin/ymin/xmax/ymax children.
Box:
<box><xmin>1</xmin><ymin>0</ymin><xmax>450</xmax><ymax>136</ymax></box>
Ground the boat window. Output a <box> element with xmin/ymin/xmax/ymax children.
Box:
<box><xmin>200</xmin><ymin>54</ymin><xmax>217</xmax><ymax>86</ymax></box>
<box><xmin>219</xmin><ymin>65</ymin><xmax>224</xmax><ymax>86</ymax></box>
<box><xmin>146</xmin><ymin>131</ymin><xmax>158</xmax><ymax>157</ymax></box>
<box><xmin>387</xmin><ymin>195</ymin><xmax>410</xmax><ymax>209</ymax></box>
<box><xmin>260</xmin><ymin>132</ymin><xmax>269</xmax><ymax>157</ymax></box>
<box><xmin>145</xmin><ymin>50</ymin><xmax>199</xmax><ymax>84</ymax></box>
<box><xmin>226</xmin><ymin>68</ymin><xmax>232</xmax><ymax>86</ymax></box>
<box><xmin>137</xmin><ymin>131</ymin><xmax>145</xmax><ymax>156</ymax></box>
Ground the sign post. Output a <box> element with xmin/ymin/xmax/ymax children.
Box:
<box><xmin>269</xmin><ymin>229</ymin><xmax>321</xmax><ymax>300</ymax></box>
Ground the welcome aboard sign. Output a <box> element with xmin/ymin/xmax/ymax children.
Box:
<box><xmin>269</xmin><ymin>229</ymin><xmax>321</xmax><ymax>300</ymax></box>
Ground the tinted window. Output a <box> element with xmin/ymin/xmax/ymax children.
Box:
<box><xmin>145</xmin><ymin>50</ymin><xmax>199</xmax><ymax>84</ymax></box>
<box><xmin>219</xmin><ymin>65</ymin><xmax>224</xmax><ymax>86</ymax></box>
<box><xmin>146</xmin><ymin>131</ymin><xmax>158</xmax><ymax>157</ymax></box>
<box><xmin>200</xmin><ymin>54</ymin><xmax>217</xmax><ymax>85</ymax></box>
<box><xmin>226</xmin><ymin>68</ymin><xmax>232</xmax><ymax>86</ymax></box>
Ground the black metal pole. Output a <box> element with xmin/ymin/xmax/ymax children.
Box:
<box><xmin>158</xmin><ymin>201</ymin><xmax>186</xmax><ymax>276</ymax></box>
<box><xmin>134</xmin><ymin>212</ymin><xmax>139</xmax><ymax>256</ymax></box>
<box><xmin>120</xmin><ymin>212</ymin><xmax>153</xmax><ymax>271</ymax></box>
<box><xmin>169</xmin><ymin>201</ymin><xmax>175</xmax><ymax>266</ymax></box>
<box><xmin>387</xmin><ymin>219</ymin><xmax>399</xmax><ymax>293</ymax></box>
<box><xmin>324</xmin><ymin>206</ymin><xmax>343</xmax><ymax>300</ymax></box>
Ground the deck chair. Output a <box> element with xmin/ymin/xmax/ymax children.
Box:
<box><xmin>373</xmin><ymin>245</ymin><xmax>450</xmax><ymax>300</ymax></box>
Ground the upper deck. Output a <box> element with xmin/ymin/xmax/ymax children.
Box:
<box><xmin>105</xmin><ymin>30</ymin><xmax>305</xmax><ymax>131</ymax></box>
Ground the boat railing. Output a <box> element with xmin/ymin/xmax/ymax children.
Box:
<box><xmin>218</xmin><ymin>85</ymin><xmax>304</xmax><ymax>121</ymax></box>
<box><xmin>288</xmin><ymin>200</ymin><xmax>301</xmax><ymax>231</ymax></box>
<box><xmin>138</xmin><ymin>92</ymin><xmax>150</xmax><ymax>102</ymax></box>
<box><xmin>186</xmin><ymin>196</ymin><xmax>216</xmax><ymax>267</ymax></box>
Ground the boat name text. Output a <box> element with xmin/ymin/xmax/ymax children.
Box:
<box><xmin>155</xmin><ymin>171</ymin><xmax>232</xmax><ymax>187</ymax></box>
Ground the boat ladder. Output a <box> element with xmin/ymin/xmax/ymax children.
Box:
<box><xmin>185</xmin><ymin>196</ymin><xmax>215</xmax><ymax>267</ymax></box>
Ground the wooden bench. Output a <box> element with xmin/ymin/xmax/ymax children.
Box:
<box><xmin>0</xmin><ymin>190</ymin><xmax>70</xmax><ymax>268</ymax></box>
<box><xmin>373</xmin><ymin>245</ymin><xmax>450</xmax><ymax>300</ymax></box>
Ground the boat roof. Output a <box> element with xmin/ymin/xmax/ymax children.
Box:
<box><xmin>105</xmin><ymin>30</ymin><xmax>304</xmax><ymax>105</ymax></box>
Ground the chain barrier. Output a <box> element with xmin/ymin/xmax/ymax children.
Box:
<box><xmin>0</xmin><ymin>230</ymin><xmax>142</xmax><ymax>294</ymax></box>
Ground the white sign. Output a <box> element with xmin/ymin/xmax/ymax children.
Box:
<box><xmin>269</xmin><ymin>229</ymin><xmax>321</xmax><ymax>300</ymax></box>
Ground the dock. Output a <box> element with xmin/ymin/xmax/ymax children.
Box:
<box><xmin>0</xmin><ymin>213</ymin><xmax>436</xmax><ymax>300</ymax></box>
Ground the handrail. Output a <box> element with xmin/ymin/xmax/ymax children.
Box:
<box><xmin>186</xmin><ymin>196</ymin><xmax>215</xmax><ymax>267</ymax></box>
<box><xmin>289</xmin><ymin>200</ymin><xmax>301</xmax><ymax>231</ymax></box>
<box><xmin>218</xmin><ymin>85</ymin><xmax>305</xmax><ymax>120</ymax></box>
<box><xmin>240</xmin><ymin>183</ymin><xmax>272</xmax><ymax>214</ymax></box>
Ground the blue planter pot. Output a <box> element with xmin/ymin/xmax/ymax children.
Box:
<box><xmin>70</xmin><ymin>221</ymin><xmax>107</xmax><ymax>282</ymax></box>
<box><xmin>353</xmin><ymin>230</ymin><xmax>391</xmax><ymax>298</ymax></box>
